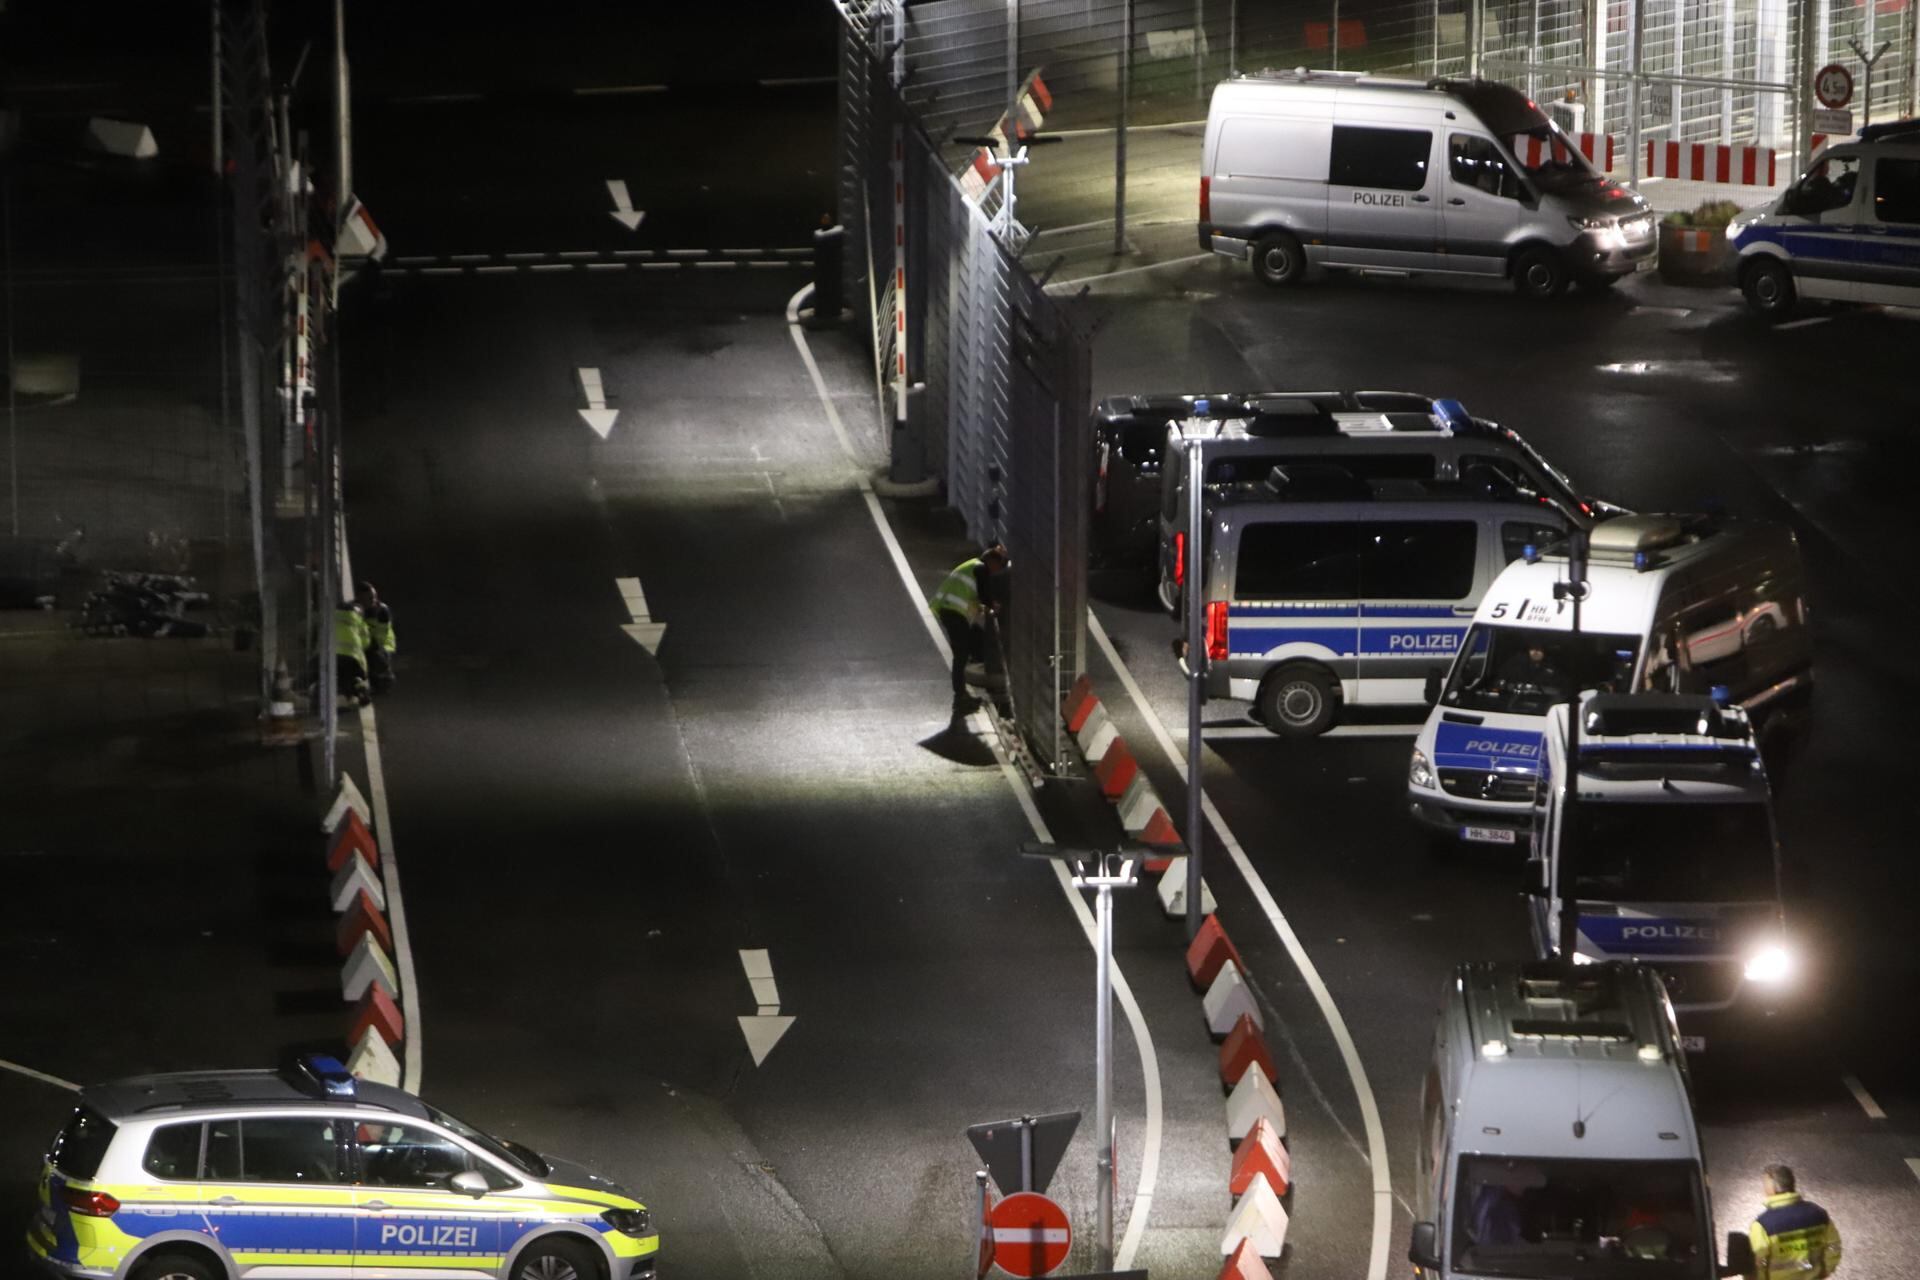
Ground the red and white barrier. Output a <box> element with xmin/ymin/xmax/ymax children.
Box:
<box><xmin>325</xmin><ymin>773</ymin><xmax>406</xmax><ymax>1083</ymax></box>
<box><xmin>1187</xmin><ymin>914</ymin><xmax>1247</xmax><ymax>990</ymax></box>
<box><xmin>1226</xmin><ymin>1062</ymin><xmax>1287</xmax><ymax>1142</ymax></box>
<box><xmin>1204</xmin><ymin>960</ymin><xmax>1260</xmax><ymax>1037</ymax></box>
<box><xmin>1231</xmin><ymin>1116</ymin><xmax>1292</xmax><ymax>1198</ymax></box>
<box><xmin>1508</xmin><ymin>132</ymin><xmax>1614</xmax><ymax>172</ymax></box>
<box><xmin>1219</xmin><ymin>1012</ymin><xmax>1277</xmax><ymax>1087</ymax></box>
<box><xmin>1220</xmin><ymin>1237</ymin><xmax>1277</xmax><ymax>1280</ymax></box>
<box><xmin>1221</xmin><ymin>1174</ymin><xmax>1290</xmax><ymax>1259</ymax></box>
<box><xmin>1158</xmin><ymin>854</ymin><xmax>1218</xmax><ymax>919</ymax></box>
<box><xmin>1644</xmin><ymin>141</ymin><xmax>1777</xmax><ymax>185</ymax></box>
<box><xmin>346</xmin><ymin>1025</ymin><xmax>401</xmax><ymax>1087</ymax></box>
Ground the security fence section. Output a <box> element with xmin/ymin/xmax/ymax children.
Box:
<box><xmin>835</xmin><ymin>0</ymin><xmax>1091</xmax><ymax>770</ymax></box>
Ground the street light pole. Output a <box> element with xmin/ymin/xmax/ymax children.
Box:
<box><xmin>1184</xmin><ymin>432</ymin><xmax>1207</xmax><ymax>940</ymax></box>
<box><xmin>1073</xmin><ymin>851</ymin><xmax>1137</xmax><ymax>1272</ymax></box>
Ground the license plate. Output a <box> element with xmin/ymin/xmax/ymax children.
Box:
<box><xmin>1680</xmin><ymin>1035</ymin><xmax>1706</xmax><ymax>1052</ymax></box>
<box><xmin>1635</xmin><ymin>257</ymin><xmax>1657</xmax><ymax>273</ymax></box>
<box><xmin>1461</xmin><ymin>826</ymin><xmax>1517</xmax><ymax>845</ymax></box>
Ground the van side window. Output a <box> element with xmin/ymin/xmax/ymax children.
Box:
<box><xmin>1359</xmin><ymin>521</ymin><xmax>1478</xmax><ymax>599</ymax></box>
<box><xmin>1331</xmin><ymin>126</ymin><xmax>1432</xmax><ymax>192</ymax></box>
<box><xmin>1874</xmin><ymin>158</ymin><xmax>1920</xmax><ymax>225</ymax></box>
<box><xmin>1501</xmin><ymin>521</ymin><xmax>1563</xmax><ymax>564</ymax></box>
<box><xmin>1236</xmin><ymin>523</ymin><xmax>1360</xmax><ymax>599</ymax></box>
<box><xmin>1449</xmin><ymin>135</ymin><xmax>1520</xmax><ymax>199</ymax></box>
<box><xmin>1790</xmin><ymin>153</ymin><xmax>1861</xmax><ymax>217</ymax></box>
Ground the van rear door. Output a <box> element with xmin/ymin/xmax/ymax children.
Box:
<box><xmin>1326</xmin><ymin>124</ymin><xmax>1440</xmax><ymax>268</ymax></box>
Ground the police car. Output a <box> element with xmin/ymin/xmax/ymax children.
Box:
<box><xmin>26</xmin><ymin>1055</ymin><xmax>659</xmax><ymax>1280</ymax></box>
<box><xmin>1525</xmin><ymin>693</ymin><xmax>1797</xmax><ymax>1047</ymax></box>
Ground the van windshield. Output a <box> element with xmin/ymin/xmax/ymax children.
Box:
<box><xmin>1445</xmin><ymin>625</ymin><xmax>1641</xmax><ymax>714</ymax></box>
<box><xmin>1506</xmin><ymin>125</ymin><xmax>1603</xmax><ymax>190</ymax></box>
<box><xmin>1572</xmin><ymin>802</ymin><xmax>1777</xmax><ymax>903</ymax></box>
<box><xmin>1453</xmin><ymin>1156</ymin><xmax>1709</xmax><ymax>1278</ymax></box>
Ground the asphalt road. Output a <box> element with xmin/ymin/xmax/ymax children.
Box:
<box><xmin>1075</xmin><ymin>261</ymin><xmax>1920</xmax><ymax>1276</ymax></box>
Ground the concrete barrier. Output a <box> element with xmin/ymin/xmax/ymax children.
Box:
<box><xmin>1220</xmin><ymin>1172</ymin><xmax>1289</xmax><ymax>1258</ymax></box>
<box><xmin>1186</xmin><ymin>913</ymin><xmax>1245</xmax><ymax>990</ymax></box>
<box><xmin>1076</xmin><ymin>704</ymin><xmax>1118</xmax><ymax>763</ymax></box>
<box><xmin>1062</xmin><ymin>674</ymin><xmax>1098</xmax><ymax>732</ymax></box>
<box><xmin>1219</xmin><ymin>1013</ymin><xmax>1277</xmax><ymax>1089</ymax></box>
<box><xmin>341</xmin><ymin>933</ymin><xmax>399</xmax><ymax>1002</ymax></box>
<box><xmin>1117</xmin><ymin>773</ymin><xmax>1159</xmax><ymax>833</ymax></box>
<box><xmin>336</xmin><ymin>889</ymin><xmax>393</xmax><ymax>957</ymax></box>
<box><xmin>1218</xmin><ymin>1237</ymin><xmax>1275</xmax><ymax>1280</ymax></box>
<box><xmin>85</xmin><ymin>117</ymin><xmax>158</xmax><ymax>159</ymax></box>
<box><xmin>350</xmin><ymin>984</ymin><xmax>404</xmax><ymax>1048</ymax></box>
<box><xmin>1094</xmin><ymin>736</ymin><xmax>1138</xmax><ymax>799</ymax></box>
<box><xmin>330</xmin><ymin>852</ymin><xmax>386</xmax><ymax>914</ymax></box>
<box><xmin>1226</xmin><ymin>1062</ymin><xmax>1286</xmax><ymax>1142</ymax></box>
<box><xmin>326</xmin><ymin>809</ymin><xmax>380</xmax><ymax>872</ymax></box>
<box><xmin>346</xmin><ymin>1024</ymin><xmax>402</xmax><ymax>1086</ymax></box>
<box><xmin>323</xmin><ymin>774</ymin><xmax>371</xmax><ymax>832</ymax></box>
<box><xmin>1158</xmin><ymin>855</ymin><xmax>1216</xmax><ymax>919</ymax></box>
<box><xmin>1230</xmin><ymin>1115</ymin><xmax>1292</xmax><ymax>1197</ymax></box>
<box><xmin>1203</xmin><ymin>957</ymin><xmax>1259</xmax><ymax>1037</ymax></box>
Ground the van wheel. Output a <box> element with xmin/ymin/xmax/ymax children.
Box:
<box><xmin>132</xmin><ymin>1253</ymin><xmax>219</xmax><ymax>1280</ymax></box>
<box><xmin>511</xmin><ymin>1238</ymin><xmax>601</xmax><ymax>1280</ymax></box>
<box><xmin>1741</xmin><ymin>259</ymin><xmax>1796</xmax><ymax>318</ymax></box>
<box><xmin>1251</xmin><ymin>232</ymin><xmax>1306</xmax><ymax>287</ymax></box>
<box><xmin>1511</xmin><ymin>247</ymin><xmax>1568</xmax><ymax>298</ymax></box>
<box><xmin>1258</xmin><ymin>665</ymin><xmax>1336</xmax><ymax>737</ymax></box>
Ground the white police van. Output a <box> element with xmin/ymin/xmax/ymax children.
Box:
<box><xmin>1409</xmin><ymin>959</ymin><xmax>1750</xmax><ymax>1279</ymax></box>
<box><xmin>1158</xmin><ymin>394</ymin><xmax>1607</xmax><ymax>614</ymax></box>
<box><xmin>1729</xmin><ymin>119</ymin><xmax>1920</xmax><ymax>316</ymax></box>
<box><xmin>1525</xmin><ymin>693</ymin><xmax>1797</xmax><ymax>1048</ymax></box>
<box><xmin>1407</xmin><ymin>514</ymin><xmax>1810</xmax><ymax>847</ymax></box>
<box><xmin>1200</xmin><ymin>71</ymin><xmax>1657</xmax><ymax>296</ymax></box>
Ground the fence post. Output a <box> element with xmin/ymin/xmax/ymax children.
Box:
<box><xmin>1115</xmin><ymin>0</ymin><xmax>1131</xmax><ymax>257</ymax></box>
<box><xmin>1628</xmin><ymin>0</ymin><xmax>1644</xmax><ymax>185</ymax></box>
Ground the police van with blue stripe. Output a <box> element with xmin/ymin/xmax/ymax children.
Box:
<box><xmin>1407</xmin><ymin>514</ymin><xmax>1810</xmax><ymax>848</ymax></box>
<box><xmin>1729</xmin><ymin>119</ymin><xmax>1920</xmax><ymax>316</ymax></box>
<box><xmin>27</xmin><ymin>1055</ymin><xmax>659</xmax><ymax>1280</ymax></box>
<box><xmin>1525</xmin><ymin>694</ymin><xmax>1798</xmax><ymax>1049</ymax></box>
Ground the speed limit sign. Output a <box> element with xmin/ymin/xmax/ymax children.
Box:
<box><xmin>1814</xmin><ymin>63</ymin><xmax>1854</xmax><ymax>109</ymax></box>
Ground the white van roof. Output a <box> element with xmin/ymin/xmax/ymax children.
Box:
<box><xmin>1474</xmin><ymin>557</ymin><xmax>1663</xmax><ymax>635</ymax></box>
<box><xmin>1453</xmin><ymin>962</ymin><xmax>1698</xmax><ymax>1160</ymax></box>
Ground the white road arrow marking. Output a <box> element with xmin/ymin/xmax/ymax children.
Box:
<box><xmin>615</xmin><ymin>575</ymin><xmax>667</xmax><ymax>656</ymax></box>
<box><xmin>737</xmin><ymin>948</ymin><xmax>794</xmax><ymax>1066</ymax></box>
<box><xmin>577</xmin><ymin>366</ymin><xmax>618</xmax><ymax>438</ymax></box>
<box><xmin>606</xmin><ymin>179</ymin><xmax>645</xmax><ymax>231</ymax></box>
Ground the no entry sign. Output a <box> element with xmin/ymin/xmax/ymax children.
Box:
<box><xmin>988</xmin><ymin>1192</ymin><xmax>1071</xmax><ymax>1277</ymax></box>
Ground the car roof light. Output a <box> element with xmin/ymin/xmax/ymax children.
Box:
<box><xmin>1523</xmin><ymin>543</ymin><xmax>1540</xmax><ymax>563</ymax></box>
<box><xmin>1193</xmin><ymin>398</ymin><xmax>1211</xmax><ymax>416</ymax></box>
<box><xmin>1480</xmin><ymin>1038</ymin><xmax>1509</xmax><ymax>1058</ymax></box>
<box><xmin>288</xmin><ymin>1054</ymin><xmax>357</xmax><ymax>1099</ymax></box>
<box><xmin>1431</xmin><ymin>398</ymin><xmax>1473</xmax><ymax>431</ymax></box>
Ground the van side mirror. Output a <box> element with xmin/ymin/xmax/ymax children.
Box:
<box><xmin>1424</xmin><ymin>670</ymin><xmax>1443</xmax><ymax>706</ymax></box>
<box><xmin>450</xmin><ymin>1171</ymin><xmax>488</xmax><ymax>1199</ymax></box>
<box><xmin>1721</xmin><ymin>1230</ymin><xmax>1754</xmax><ymax>1278</ymax></box>
<box><xmin>1409</xmin><ymin>1221</ymin><xmax>1442</xmax><ymax>1271</ymax></box>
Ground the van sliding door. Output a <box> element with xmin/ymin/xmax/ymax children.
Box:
<box><xmin>1326</xmin><ymin>125</ymin><xmax>1439</xmax><ymax>269</ymax></box>
<box><xmin>1355</xmin><ymin>518</ymin><xmax>1479</xmax><ymax>704</ymax></box>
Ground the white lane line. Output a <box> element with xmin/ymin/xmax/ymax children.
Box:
<box><xmin>0</xmin><ymin>1059</ymin><xmax>79</xmax><ymax>1091</ymax></box>
<box><xmin>359</xmin><ymin>703</ymin><xmax>422</xmax><ymax>1095</ymax></box>
<box><xmin>558</xmin><ymin>250</ymin><xmax>604</xmax><ymax>260</ymax></box>
<box><xmin>1043</xmin><ymin>252</ymin><xmax>1215</xmax><ymax>294</ymax></box>
<box><xmin>614</xmin><ymin>249</ymin><xmax>654</xmax><ymax>259</ymax></box>
<box><xmin>1843</xmin><ymin>1073</ymin><xmax>1888</xmax><ymax>1120</ymax></box>
<box><xmin>575</xmin><ymin>83</ymin><xmax>668</xmax><ymax>96</ymax></box>
<box><xmin>666</xmin><ymin>249</ymin><xmax>709</xmax><ymax>259</ymax></box>
<box><xmin>749</xmin><ymin>260</ymin><xmax>797</xmax><ymax>269</ymax></box>
<box><xmin>1087</xmin><ymin>612</ymin><xmax>1393</xmax><ymax>1280</ymax></box>
<box><xmin>1775</xmin><ymin>316</ymin><xmax>1830</xmax><ymax>330</ymax></box>
<box><xmin>694</xmin><ymin>260</ymin><xmax>733</xmax><ymax>269</ymax></box>
<box><xmin>787</xmin><ymin>284</ymin><xmax>1161</xmax><ymax>1268</ymax></box>
<box><xmin>759</xmin><ymin>74</ymin><xmax>836</xmax><ymax>87</ymax></box>
<box><xmin>641</xmin><ymin>262</ymin><xmax>679</xmax><ymax>270</ymax></box>
<box><xmin>587</xmin><ymin>262</ymin><xmax>627</xmax><ymax>271</ymax></box>
<box><xmin>418</xmin><ymin>266</ymin><xmax>464</xmax><ymax>276</ymax></box>
<box><xmin>504</xmin><ymin>252</ymin><xmax>550</xmax><ymax>262</ymax></box>
<box><xmin>449</xmin><ymin>253</ymin><xmax>493</xmax><ymax>264</ymax></box>
<box><xmin>394</xmin><ymin>255</ymin><xmax>439</xmax><ymax>265</ymax></box>
<box><xmin>530</xmin><ymin>263</ymin><xmax>574</xmax><ymax>272</ymax></box>
<box><xmin>475</xmin><ymin>265</ymin><xmax>519</xmax><ymax>275</ymax></box>
<box><xmin>1907</xmin><ymin>1157</ymin><xmax>1920</xmax><ymax>1185</ymax></box>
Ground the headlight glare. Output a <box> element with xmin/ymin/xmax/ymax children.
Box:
<box><xmin>1567</xmin><ymin>215</ymin><xmax>1615</xmax><ymax>231</ymax></box>
<box><xmin>1409</xmin><ymin>748</ymin><xmax>1435</xmax><ymax>789</ymax></box>
<box><xmin>1743</xmin><ymin>945</ymin><xmax>1793</xmax><ymax>985</ymax></box>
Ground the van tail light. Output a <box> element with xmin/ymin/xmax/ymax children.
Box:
<box><xmin>61</xmin><ymin>1187</ymin><xmax>120</xmax><ymax>1218</ymax></box>
<box><xmin>1207</xmin><ymin>601</ymin><xmax>1230</xmax><ymax>661</ymax></box>
<box><xmin>1173</xmin><ymin>532</ymin><xmax>1186</xmax><ymax>586</ymax></box>
<box><xmin>1199</xmin><ymin>175</ymin><xmax>1211</xmax><ymax>223</ymax></box>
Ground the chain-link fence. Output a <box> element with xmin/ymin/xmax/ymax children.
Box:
<box><xmin>835</xmin><ymin>0</ymin><xmax>1091</xmax><ymax>770</ymax></box>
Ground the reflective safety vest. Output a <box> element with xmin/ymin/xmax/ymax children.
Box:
<box><xmin>334</xmin><ymin>608</ymin><xmax>369</xmax><ymax>668</ymax></box>
<box><xmin>365</xmin><ymin>604</ymin><xmax>396</xmax><ymax>654</ymax></box>
<box><xmin>1749</xmin><ymin>1192</ymin><xmax>1841</xmax><ymax>1279</ymax></box>
<box><xmin>930</xmin><ymin>558</ymin><xmax>984</xmax><ymax>622</ymax></box>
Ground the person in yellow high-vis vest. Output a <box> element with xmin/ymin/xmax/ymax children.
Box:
<box><xmin>334</xmin><ymin>599</ymin><xmax>371</xmax><ymax>707</ymax></box>
<box><xmin>1748</xmin><ymin>1165</ymin><xmax>1841</xmax><ymax>1279</ymax></box>
<box><xmin>928</xmin><ymin>542</ymin><xmax>1008</xmax><ymax>719</ymax></box>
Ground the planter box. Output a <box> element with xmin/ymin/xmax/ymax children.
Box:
<box><xmin>1658</xmin><ymin>223</ymin><xmax>1732</xmax><ymax>285</ymax></box>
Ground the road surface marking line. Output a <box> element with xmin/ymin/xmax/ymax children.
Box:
<box><xmin>1043</xmin><ymin>252</ymin><xmax>1214</xmax><ymax>293</ymax></box>
<box><xmin>418</xmin><ymin>266</ymin><xmax>464</xmax><ymax>276</ymax></box>
<box><xmin>694</xmin><ymin>260</ymin><xmax>733</xmax><ymax>269</ymax></box>
<box><xmin>448</xmin><ymin>254</ymin><xmax>492</xmax><ymax>263</ymax></box>
<box><xmin>739</xmin><ymin>948</ymin><xmax>774</xmax><ymax>979</ymax></box>
<box><xmin>1775</xmin><ymin>316</ymin><xmax>1829</xmax><ymax>329</ymax></box>
<box><xmin>614</xmin><ymin>249</ymin><xmax>654</xmax><ymax>258</ymax></box>
<box><xmin>759</xmin><ymin>74</ymin><xmax>837</xmax><ymax>87</ymax></box>
<box><xmin>1843</xmin><ymin>1074</ymin><xmax>1888</xmax><ymax>1120</ymax></box>
<box><xmin>0</xmin><ymin>1059</ymin><xmax>79</xmax><ymax>1091</ymax></box>
<box><xmin>641</xmin><ymin>262</ymin><xmax>678</xmax><ymax>270</ymax></box>
<box><xmin>786</xmin><ymin>282</ymin><xmax>1161</xmax><ymax>1268</ymax></box>
<box><xmin>1088</xmin><ymin>611</ymin><xmax>1393</xmax><ymax>1280</ymax></box>
<box><xmin>558</xmin><ymin>250</ymin><xmax>603</xmax><ymax>259</ymax></box>
<box><xmin>1907</xmin><ymin>1157</ymin><xmax>1920</xmax><ymax>1185</ymax></box>
<box><xmin>358</xmin><ymin>703</ymin><xmax>422</xmax><ymax>1094</ymax></box>
<box><xmin>666</xmin><ymin>249</ymin><xmax>709</xmax><ymax>258</ymax></box>
<box><xmin>530</xmin><ymin>263</ymin><xmax>574</xmax><ymax>272</ymax></box>
<box><xmin>574</xmin><ymin>83</ymin><xmax>669</xmax><ymax>95</ymax></box>
<box><xmin>587</xmin><ymin>262</ymin><xmax>626</xmax><ymax>271</ymax></box>
<box><xmin>394</xmin><ymin>255</ymin><xmax>439</xmax><ymax>265</ymax></box>
<box><xmin>475</xmin><ymin>265</ymin><xmax>518</xmax><ymax>275</ymax></box>
<box><xmin>749</xmin><ymin>260</ymin><xmax>795</xmax><ymax>268</ymax></box>
<box><xmin>504</xmin><ymin>252</ymin><xmax>550</xmax><ymax>261</ymax></box>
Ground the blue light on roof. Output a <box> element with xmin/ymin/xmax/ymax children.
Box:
<box><xmin>1193</xmin><ymin>398</ymin><xmax>1211</xmax><ymax>416</ymax></box>
<box><xmin>1709</xmin><ymin>684</ymin><xmax>1730</xmax><ymax>706</ymax></box>
<box><xmin>1523</xmin><ymin>543</ymin><xmax>1539</xmax><ymax>563</ymax></box>
<box><xmin>1431</xmin><ymin>398</ymin><xmax>1472</xmax><ymax>431</ymax></box>
<box><xmin>293</xmin><ymin>1054</ymin><xmax>357</xmax><ymax>1098</ymax></box>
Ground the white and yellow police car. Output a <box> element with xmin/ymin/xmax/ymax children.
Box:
<box><xmin>26</xmin><ymin>1055</ymin><xmax>658</xmax><ymax>1280</ymax></box>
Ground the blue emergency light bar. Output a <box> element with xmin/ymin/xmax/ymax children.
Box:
<box><xmin>288</xmin><ymin>1054</ymin><xmax>358</xmax><ymax>1099</ymax></box>
<box><xmin>1430</xmin><ymin>398</ymin><xmax>1473</xmax><ymax>431</ymax></box>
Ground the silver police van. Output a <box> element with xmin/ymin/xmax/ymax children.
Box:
<box><xmin>1158</xmin><ymin>394</ymin><xmax>1609</xmax><ymax>614</ymax></box>
<box><xmin>1200</xmin><ymin>71</ymin><xmax>1657</xmax><ymax>295</ymax></box>
<box><xmin>1202</xmin><ymin>496</ymin><xmax>1572</xmax><ymax>734</ymax></box>
<box><xmin>1527</xmin><ymin>693</ymin><xmax>1798</xmax><ymax>1048</ymax></box>
<box><xmin>1729</xmin><ymin>119</ymin><xmax>1920</xmax><ymax>316</ymax></box>
<box><xmin>1410</xmin><ymin>960</ymin><xmax>1749</xmax><ymax>1279</ymax></box>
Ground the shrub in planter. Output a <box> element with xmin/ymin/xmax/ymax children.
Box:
<box><xmin>1658</xmin><ymin>199</ymin><xmax>1742</xmax><ymax>283</ymax></box>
